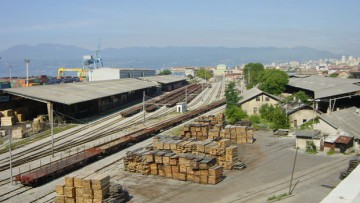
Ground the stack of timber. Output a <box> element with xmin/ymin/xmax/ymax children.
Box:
<box><xmin>124</xmin><ymin>147</ymin><xmax>224</xmax><ymax>184</ymax></box>
<box><xmin>219</xmin><ymin>125</ymin><xmax>254</xmax><ymax>144</ymax></box>
<box><xmin>55</xmin><ymin>174</ymin><xmax>128</xmax><ymax>203</ymax></box>
<box><xmin>32</xmin><ymin>114</ymin><xmax>47</xmax><ymax>133</ymax></box>
<box><xmin>179</xmin><ymin>113</ymin><xmax>225</xmax><ymax>140</ymax></box>
<box><xmin>0</xmin><ymin>109</ymin><xmax>16</xmax><ymax>126</ymax></box>
<box><xmin>340</xmin><ymin>155</ymin><xmax>360</xmax><ymax>180</ymax></box>
<box><xmin>194</xmin><ymin>113</ymin><xmax>225</xmax><ymax>129</ymax></box>
<box><xmin>153</xmin><ymin>135</ymin><xmax>237</xmax><ymax>169</ymax></box>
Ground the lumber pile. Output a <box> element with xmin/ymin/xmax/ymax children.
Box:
<box><xmin>179</xmin><ymin>113</ymin><xmax>226</xmax><ymax>140</ymax></box>
<box><xmin>0</xmin><ymin>116</ymin><xmax>16</xmax><ymax>126</ymax></box>
<box><xmin>195</xmin><ymin>113</ymin><xmax>225</xmax><ymax>128</ymax></box>
<box><xmin>0</xmin><ymin>109</ymin><xmax>17</xmax><ymax>126</ymax></box>
<box><xmin>55</xmin><ymin>174</ymin><xmax>128</xmax><ymax>203</ymax></box>
<box><xmin>32</xmin><ymin>114</ymin><xmax>47</xmax><ymax>133</ymax></box>
<box><xmin>124</xmin><ymin>147</ymin><xmax>224</xmax><ymax>184</ymax></box>
<box><xmin>220</xmin><ymin>125</ymin><xmax>254</xmax><ymax>144</ymax></box>
<box><xmin>12</xmin><ymin>127</ymin><xmax>25</xmax><ymax>139</ymax></box>
<box><xmin>153</xmin><ymin>135</ymin><xmax>237</xmax><ymax>169</ymax></box>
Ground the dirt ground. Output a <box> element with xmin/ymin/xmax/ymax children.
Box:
<box><xmin>111</xmin><ymin>130</ymin><xmax>352</xmax><ymax>203</ymax></box>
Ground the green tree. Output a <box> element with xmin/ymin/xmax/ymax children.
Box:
<box><xmin>329</xmin><ymin>73</ymin><xmax>338</xmax><ymax>78</ymax></box>
<box><xmin>158</xmin><ymin>69</ymin><xmax>172</xmax><ymax>75</ymax></box>
<box><xmin>187</xmin><ymin>74</ymin><xmax>194</xmax><ymax>79</ymax></box>
<box><xmin>196</xmin><ymin>67</ymin><xmax>213</xmax><ymax>80</ymax></box>
<box><xmin>225</xmin><ymin>81</ymin><xmax>239</xmax><ymax>107</ymax></box>
<box><xmin>225</xmin><ymin>105</ymin><xmax>248</xmax><ymax>124</ymax></box>
<box><xmin>259</xmin><ymin>104</ymin><xmax>289</xmax><ymax>129</ymax></box>
<box><xmin>258</xmin><ymin>69</ymin><xmax>289</xmax><ymax>95</ymax></box>
<box><xmin>243</xmin><ymin>63</ymin><xmax>265</xmax><ymax>89</ymax></box>
<box><xmin>288</xmin><ymin>91</ymin><xmax>311</xmax><ymax>104</ymax></box>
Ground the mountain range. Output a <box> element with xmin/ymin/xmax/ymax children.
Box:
<box><xmin>0</xmin><ymin>44</ymin><xmax>340</xmax><ymax>77</ymax></box>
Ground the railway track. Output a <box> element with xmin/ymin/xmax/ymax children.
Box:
<box><xmin>0</xmin><ymin>83</ymin><xmax>220</xmax><ymax>181</ymax></box>
<box><xmin>0</xmin><ymin>84</ymin><xmax>205</xmax><ymax>170</ymax></box>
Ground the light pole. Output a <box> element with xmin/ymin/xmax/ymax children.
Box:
<box><xmin>9</xmin><ymin>65</ymin><xmax>12</xmax><ymax>81</ymax></box>
<box><xmin>308</xmin><ymin>99</ymin><xmax>320</xmax><ymax>129</ymax></box>
<box><xmin>24</xmin><ymin>59</ymin><xmax>30</xmax><ymax>87</ymax></box>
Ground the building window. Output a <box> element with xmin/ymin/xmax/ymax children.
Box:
<box><xmin>303</xmin><ymin>119</ymin><xmax>307</xmax><ymax>123</ymax></box>
<box><xmin>256</xmin><ymin>97</ymin><xmax>260</xmax><ymax>101</ymax></box>
<box><xmin>253</xmin><ymin>107</ymin><xmax>258</xmax><ymax>114</ymax></box>
<box><xmin>265</xmin><ymin>97</ymin><xmax>269</xmax><ymax>101</ymax></box>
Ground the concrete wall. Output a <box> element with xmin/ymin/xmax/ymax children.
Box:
<box><xmin>90</xmin><ymin>68</ymin><xmax>119</xmax><ymax>81</ymax></box>
<box><xmin>241</xmin><ymin>94</ymin><xmax>278</xmax><ymax>116</ymax></box>
<box><xmin>289</xmin><ymin>109</ymin><xmax>314</xmax><ymax>128</ymax></box>
<box><xmin>296</xmin><ymin>137</ymin><xmax>323</xmax><ymax>150</ymax></box>
<box><xmin>314</xmin><ymin>119</ymin><xmax>338</xmax><ymax>136</ymax></box>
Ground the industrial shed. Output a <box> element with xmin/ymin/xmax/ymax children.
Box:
<box><xmin>139</xmin><ymin>75</ymin><xmax>187</xmax><ymax>91</ymax></box>
<box><xmin>286</xmin><ymin>75</ymin><xmax>360</xmax><ymax>112</ymax></box>
<box><xmin>1</xmin><ymin>78</ymin><xmax>159</xmax><ymax>120</ymax></box>
<box><xmin>294</xmin><ymin>130</ymin><xmax>324</xmax><ymax>151</ymax></box>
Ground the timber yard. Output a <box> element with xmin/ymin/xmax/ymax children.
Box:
<box><xmin>0</xmin><ymin>63</ymin><xmax>360</xmax><ymax>203</ymax></box>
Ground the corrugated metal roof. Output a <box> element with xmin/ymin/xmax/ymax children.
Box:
<box><xmin>139</xmin><ymin>75</ymin><xmax>186</xmax><ymax>84</ymax></box>
<box><xmin>335</xmin><ymin>136</ymin><xmax>353</xmax><ymax>145</ymax></box>
<box><xmin>238</xmin><ymin>87</ymin><xmax>281</xmax><ymax>105</ymax></box>
<box><xmin>319</xmin><ymin>107</ymin><xmax>360</xmax><ymax>138</ymax></box>
<box><xmin>288</xmin><ymin>75</ymin><xmax>360</xmax><ymax>99</ymax></box>
<box><xmin>3</xmin><ymin>78</ymin><xmax>158</xmax><ymax>105</ymax></box>
<box><xmin>294</xmin><ymin>129</ymin><xmax>322</xmax><ymax>138</ymax></box>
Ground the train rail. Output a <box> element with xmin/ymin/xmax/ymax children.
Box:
<box><xmin>15</xmin><ymin>98</ymin><xmax>226</xmax><ymax>186</ymax></box>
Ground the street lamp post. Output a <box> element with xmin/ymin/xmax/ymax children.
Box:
<box><xmin>308</xmin><ymin>99</ymin><xmax>320</xmax><ymax>129</ymax></box>
<box><xmin>24</xmin><ymin>59</ymin><xmax>30</xmax><ymax>87</ymax></box>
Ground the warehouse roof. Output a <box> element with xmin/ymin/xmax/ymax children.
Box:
<box><xmin>139</xmin><ymin>75</ymin><xmax>186</xmax><ymax>84</ymax></box>
<box><xmin>319</xmin><ymin>107</ymin><xmax>360</xmax><ymax>138</ymax></box>
<box><xmin>3</xmin><ymin>78</ymin><xmax>158</xmax><ymax>105</ymax></box>
<box><xmin>288</xmin><ymin>75</ymin><xmax>360</xmax><ymax>99</ymax></box>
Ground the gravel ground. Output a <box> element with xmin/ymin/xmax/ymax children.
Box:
<box><xmin>109</xmin><ymin>131</ymin><xmax>351</xmax><ymax>203</ymax></box>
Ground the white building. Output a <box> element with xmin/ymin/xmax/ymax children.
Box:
<box><xmin>89</xmin><ymin>67</ymin><xmax>156</xmax><ymax>81</ymax></box>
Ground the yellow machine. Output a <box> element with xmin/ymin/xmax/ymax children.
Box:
<box><xmin>57</xmin><ymin>67</ymin><xmax>89</xmax><ymax>81</ymax></box>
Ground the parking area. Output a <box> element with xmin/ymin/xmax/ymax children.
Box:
<box><xmin>110</xmin><ymin>130</ymin><xmax>352</xmax><ymax>203</ymax></box>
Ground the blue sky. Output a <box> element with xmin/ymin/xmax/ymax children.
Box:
<box><xmin>1</xmin><ymin>0</ymin><xmax>360</xmax><ymax>55</ymax></box>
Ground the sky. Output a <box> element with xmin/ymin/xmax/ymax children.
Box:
<box><xmin>1</xmin><ymin>0</ymin><xmax>360</xmax><ymax>55</ymax></box>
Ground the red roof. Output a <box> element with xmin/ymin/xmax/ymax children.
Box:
<box><xmin>335</xmin><ymin>136</ymin><xmax>353</xmax><ymax>145</ymax></box>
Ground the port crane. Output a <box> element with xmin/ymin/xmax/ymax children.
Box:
<box><xmin>57</xmin><ymin>40</ymin><xmax>103</xmax><ymax>81</ymax></box>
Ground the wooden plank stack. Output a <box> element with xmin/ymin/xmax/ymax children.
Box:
<box><xmin>124</xmin><ymin>147</ymin><xmax>223</xmax><ymax>184</ymax></box>
<box><xmin>152</xmin><ymin>135</ymin><xmax>236</xmax><ymax>169</ymax></box>
<box><xmin>0</xmin><ymin>109</ymin><xmax>17</xmax><ymax>126</ymax></box>
<box><xmin>179</xmin><ymin>113</ymin><xmax>226</xmax><ymax>140</ymax></box>
<box><xmin>55</xmin><ymin>174</ymin><xmax>111</xmax><ymax>203</ymax></box>
<box><xmin>220</xmin><ymin>125</ymin><xmax>254</xmax><ymax>144</ymax></box>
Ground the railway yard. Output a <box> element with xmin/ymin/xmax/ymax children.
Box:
<box><xmin>0</xmin><ymin>80</ymin><xmax>353</xmax><ymax>203</ymax></box>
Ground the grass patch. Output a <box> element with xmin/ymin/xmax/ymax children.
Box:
<box><xmin>327</xmin><ymin>148</ymin><xmax>335</xmax><ymax>156</ymax></box>
<box><xmin>0</xmin><ymin>124</ymin><xmax>77</xmax><ymax>154</ymax></box>
<box><xmin>268</xmin><ymin>193</ymin><xmax>289</xmax><ymax>202</ymax></box>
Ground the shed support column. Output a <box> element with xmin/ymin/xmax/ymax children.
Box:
<box><xmin>47</xmin><ymin>102</ymin><xmax>54</xmax><ymax>157</ymax></box>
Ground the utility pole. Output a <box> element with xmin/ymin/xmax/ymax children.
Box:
<box><xmin>289</xmin><ymin>147</ymin><xmax>298</xmax><ymax>195</ymax></box>
<box><xmin>143</xmin><ymin>91</ymin><xmax>145</xmax><ymax>125</ymax></box>
<box><xmin>185</xmin><ymin>86</ymin><xmax>188</xmax><ymax>104</ymax></box>
<box><xmin>9</xmin><ymin>65</ymin><xmax>12</xmax><ymax>81</ymax></box>
<box><xmin>47</xmin><ymin>102</ymin><xmax>54</xmax><ymax>157</ymax></box>
<box><xmin>9</xmin><ymin>129</ymin><xmax>13</xmax><ymax>185</ymax></box>
<box><xmin>24</xmin><ymin>59</ymin><xmax>30</xmax><ymax>87</ymax></box>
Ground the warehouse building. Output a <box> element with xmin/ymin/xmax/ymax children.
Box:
<box><xmin>89</xmin><ymin>67</ymin><xmax>156</xmax><ymax>81</ymax></box>
<box><xmin>0</xmin><ymin>76</ymin><xmax>187</xmax><ymax>122</ymax></box>
<box><xmin>139</xmin><ymin>75</ymin><xmax>187</xmax><ymax>91</ymax></box>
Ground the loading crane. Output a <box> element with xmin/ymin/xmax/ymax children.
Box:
<box><xmin>57</xmin><ymin>67</ymin><xmax>89</xmax><ymax>81</ymax></box>
<box><xmin>57</xmin><ymin>39</ymin><xmax>104</xmax><ymax>81</ymax></box>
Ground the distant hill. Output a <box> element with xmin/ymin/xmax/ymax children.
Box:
<box><xmin>0</xmin><ymin>44</ymin><xmax>340</xmax><ymax>77</ymax></box>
